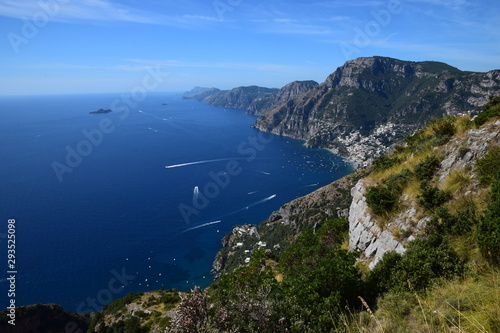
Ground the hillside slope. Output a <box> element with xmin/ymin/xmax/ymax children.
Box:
<box><xmin>350</xmin><ymin>117</ymin><xmax>500</xmax><ymax>269</ymax></box>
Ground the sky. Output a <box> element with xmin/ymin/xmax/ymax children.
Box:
<box><xmin>0</xmin><ymin>0</ymin><xmax>499</xmax><ymax>95</ymax></box>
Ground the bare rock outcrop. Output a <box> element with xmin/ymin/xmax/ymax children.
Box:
<box><xmin>348</xmin><ymin>179</ymin><xmax>406</xmax><ymax>269</ymax></box>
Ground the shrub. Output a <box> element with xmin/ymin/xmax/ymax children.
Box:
<box><xmin>382</xmin><ymin>168</ymin><xmax>413</xmax><ymax>193</ymax></box>
<box><xmin>134</xmin><ymin>310</ymin><xmax>147</xmax><ymax>318</ymax></box>
<box><xmin>365</xmin><ymin>185</ymin><xmax>398</xmax><ymax>215</ymax></box>
<box><xmin>364</xmin><ymin>251</ymin><xmax>402</xmax><ymax>304</ymax></box>
<box><xmin>414</xmin><ymin>155</ymin><xmax>440</xmax><ymax>181</ymax></box>
<box><xmin>474</xmin><ymin>108</ymin><xmax>500</xmax><ymax>127</ymax></box>
<box><xmin>372</xmin><ymin>155</ymin><xmax>402</xmax><ymax>173</ymax></box>
<box><xmin>102</xmin><ymin>292</ymin><xmax>144</xmax><ymax>315</ymax></box>
<box><xmin>279</xmin><ymin>222</ymin><xmax>362</xmax><ymax>331</ymax></box>
<box><xmin>208</xmin><ymin>249</ymin><xmax>282</xmax><ymax>332</ymax></box>
<box><xmin>478</xmin><ymin>176</ymin><xmax>500</xmax><ymax>266</ymax></box>
<box><xmin>458</xmin><ymin>145</ymin><xmax>470</xmax><ymax>158</ymax></box>
<box><xmin>474</xmin><ymin>95</ymin><xmax>500</xmax><ymax>127</ymax></box>
<box><xmin>171</xmin><ymin>286</ymin><xmax>209</xmax><ymax>333</ymax></box>
<box><xmin>418</xmin><ymin>183</ymin><xmax>452</xmax><ymax>210</ymax></box>
<box><xmin>365</xmin><ymin>235</ymin><xmax>462</xmax><ymax>295</ymax></box>
<box><xmin>428</xmin><ymin>116</ymin><xmax>456</xmax><ymax>146</ymax></box>
<box><xmin>427</xmin><ymin>207</ymin><xmax>476</xmax><ymax>236</ymax></box>
<box><xmin>475</xmin><ymin>146</ymin><xmax>500</xmax><ymax>185</ymax></box>
<box><xmin>160</xmin><ymin>292</ymin><xmax>181</xmax><ymax>308</ymax></box>
<box><xmin>315</xmin><ymin>218</ymin><xmax>349</xmax><ymax>245</ymax></box>
<box><xmin>389</xmin><ymin>234</ymin><xmax>463</xmax><ymax>292</ymax></box>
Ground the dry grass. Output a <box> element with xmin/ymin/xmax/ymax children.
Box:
<box><xmin>454</xmin><ymin>116</ymin><xmax>474</xmax><ymax>136</ymax></box>
<box><xmin>370</xmin><ymin>150</ymin><xmax>435</xmax><ymax>184</ymax></box>
<box><xmin>424</xmin><ymin>270</ymin><xmax>500</xmax><ymax>333</ymax></box>
<box><xmin>444</xmin><ymin>170</ymin><xmax>472</xmax><ymax>195</ymax></box>
<box><xmin>344</xmin><ymin>270</ymin><xmax>500</xmax><ymax>333</ymax></box>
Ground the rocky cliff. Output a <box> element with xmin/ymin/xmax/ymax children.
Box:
<box><xmin>253</xmin><ymin>57</ymin><xmax>500</xmax><ymax>165</ymax></box>
<box><xmin>246</xmin><ymin>80</ymin><xmax>319</xmax><ymax>115</ymax></box>
<box><xmin>349</xmin><ymin>117</ymin><xmax>500</xmax><ymax>268</ymax></box>
<box><xmin>188</xmin><ymin>85</ymin><xmax>279</xmax><ymax>110</ymax></box>
<box><xmin>188</xmin><ymin>81</ymin><xmax>319</xmax><ymax>116</ymax></box>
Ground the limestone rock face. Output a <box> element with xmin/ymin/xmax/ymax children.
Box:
<box><xmin>348</xmin><ymin>179</ymin><xmax>406</xmax><ymax>269</ymax></box>
<box><xmin>247</xmin><ymin>80</ymin><xmax>319</xmax><ymax>115</ymax></box>
<box><xmin>438</xmin><ymin>119</ymin><xmax>500</xmax><ymax>183</ymax></box>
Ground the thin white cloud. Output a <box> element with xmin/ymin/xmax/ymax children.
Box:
<box><xmin>407</xmin><ymin>0</ymin><xmax>468</xmax><ymax>8</ymax></box>
<box><xmin>0</xmin><ymin>0</ymin><xmax>218</xmax><ymax>27</ymax></box>
<box><xmin>310</xmin><ymin>0</ymin><xmax>386</xmax><ymax>8</ymax></box>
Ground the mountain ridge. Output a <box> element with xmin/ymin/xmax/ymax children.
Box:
<box><xmin>189</xmin><ymin>56</ymin><xmax>500</xmax><ymax>166</ymax></box>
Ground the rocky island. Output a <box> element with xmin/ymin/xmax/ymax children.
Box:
<box><xmin>89</xmin><ymin>108</ymin><xmax>112</xmax><ymax>114</ymax></box>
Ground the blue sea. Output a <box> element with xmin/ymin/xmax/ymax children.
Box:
<box><xmin>0</xmin><ymin>92</ymin><xmax>353</xmax><ymax>313</ymax></box>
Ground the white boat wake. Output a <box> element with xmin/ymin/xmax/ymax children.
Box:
<box><xmin>178</xmin><ymin>195</ymin><xmax>276</xmax><ymax>235</ymax></box>
<box><xmin>203</xmin><ymin>194</ymin><xmax>278</xmax><ymax>221</ymax></box>
<box><xmin>182</xmin><ymin>220</ymin><xmax>222</xmax><ymax>233</ymax></box>
<box><xmin>303</xmin><ymin>183</ymin><xmax>319</xmax><ymax>187</ymax></box>
<box><xmin>245</xmin><ymin>194</ymin><xmax>276</xmax><ymax>209</ymax></box>
<box><xmin>165</xmin><ymin>158</ymin><xmax>246</xmax><ymax>169</ymax></box>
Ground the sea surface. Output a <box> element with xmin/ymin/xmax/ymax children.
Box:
<box><xmin>0</xmin><ymin>92</ymin><xmax>353</xmax><ymax>313</ymax></box>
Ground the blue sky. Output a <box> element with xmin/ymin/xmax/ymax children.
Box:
<box><xmin>0</xmin><ymin>0</ymin><xmax>499</xmax><ymax>95</ymax></box>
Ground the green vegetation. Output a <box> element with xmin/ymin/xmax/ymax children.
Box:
<box><xmin>475</xmin><ymin>146</ymin><xmax>500</xmax><ymax>184</ymax></box>
<box><xmin>94</xmin><ymin>316</ymin><xmax>148</xmax><ymax>333</ymax></box>
<box><xmin>88</xmin><ymin>289</ymin><xmax>182</xmax><ymax>332</ymax></box>
<box><xmin>382</xmin><ymin>168</ymin><xmax>413</xmax><ymax>193</ymax></box>
<box><xmin>372</xmin><ymin>155</ymin><xmax>402</xmax><ymax>173</ymax></box>
<box><xmin>169</xmin><ymin>219</ymin><xmax>364</xmax><ymax>333</ymax></box>
<box><xmin>418</xmin><ymin>183</ymin><xmax>452</xmax><ymax>210</ymax></box>
<box><xmin>414</xmin><ymin>155</ymin><xmax>440</xmax><ymax>181</ymax></box>
<box><xmin>102</xmin><ymin>292</ymin><xmax>144</xmax><ymax>315</ymax></box>
<box><xmin>365</xmin><ymin>184</ymin><xmax>398</xmax><ymax>215</ymax></box>
<box><xmin>474</xmin><ymin>95</ymin><xmax>500</xmax><ymax>127</ymax></box>
<box><xmin>478</xmin><ymin>175</ymin><xmax>500</xmax><ymax>266</ymax></box>
<box><xmin>364</xmin><ymin>234</ymin><xmax>462</xmax><ymax>303</ymax></box>
<box><xmin>404</xmin><ymin>116</ymin><xmax>457</xmax><ymax>152</ymax></box>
